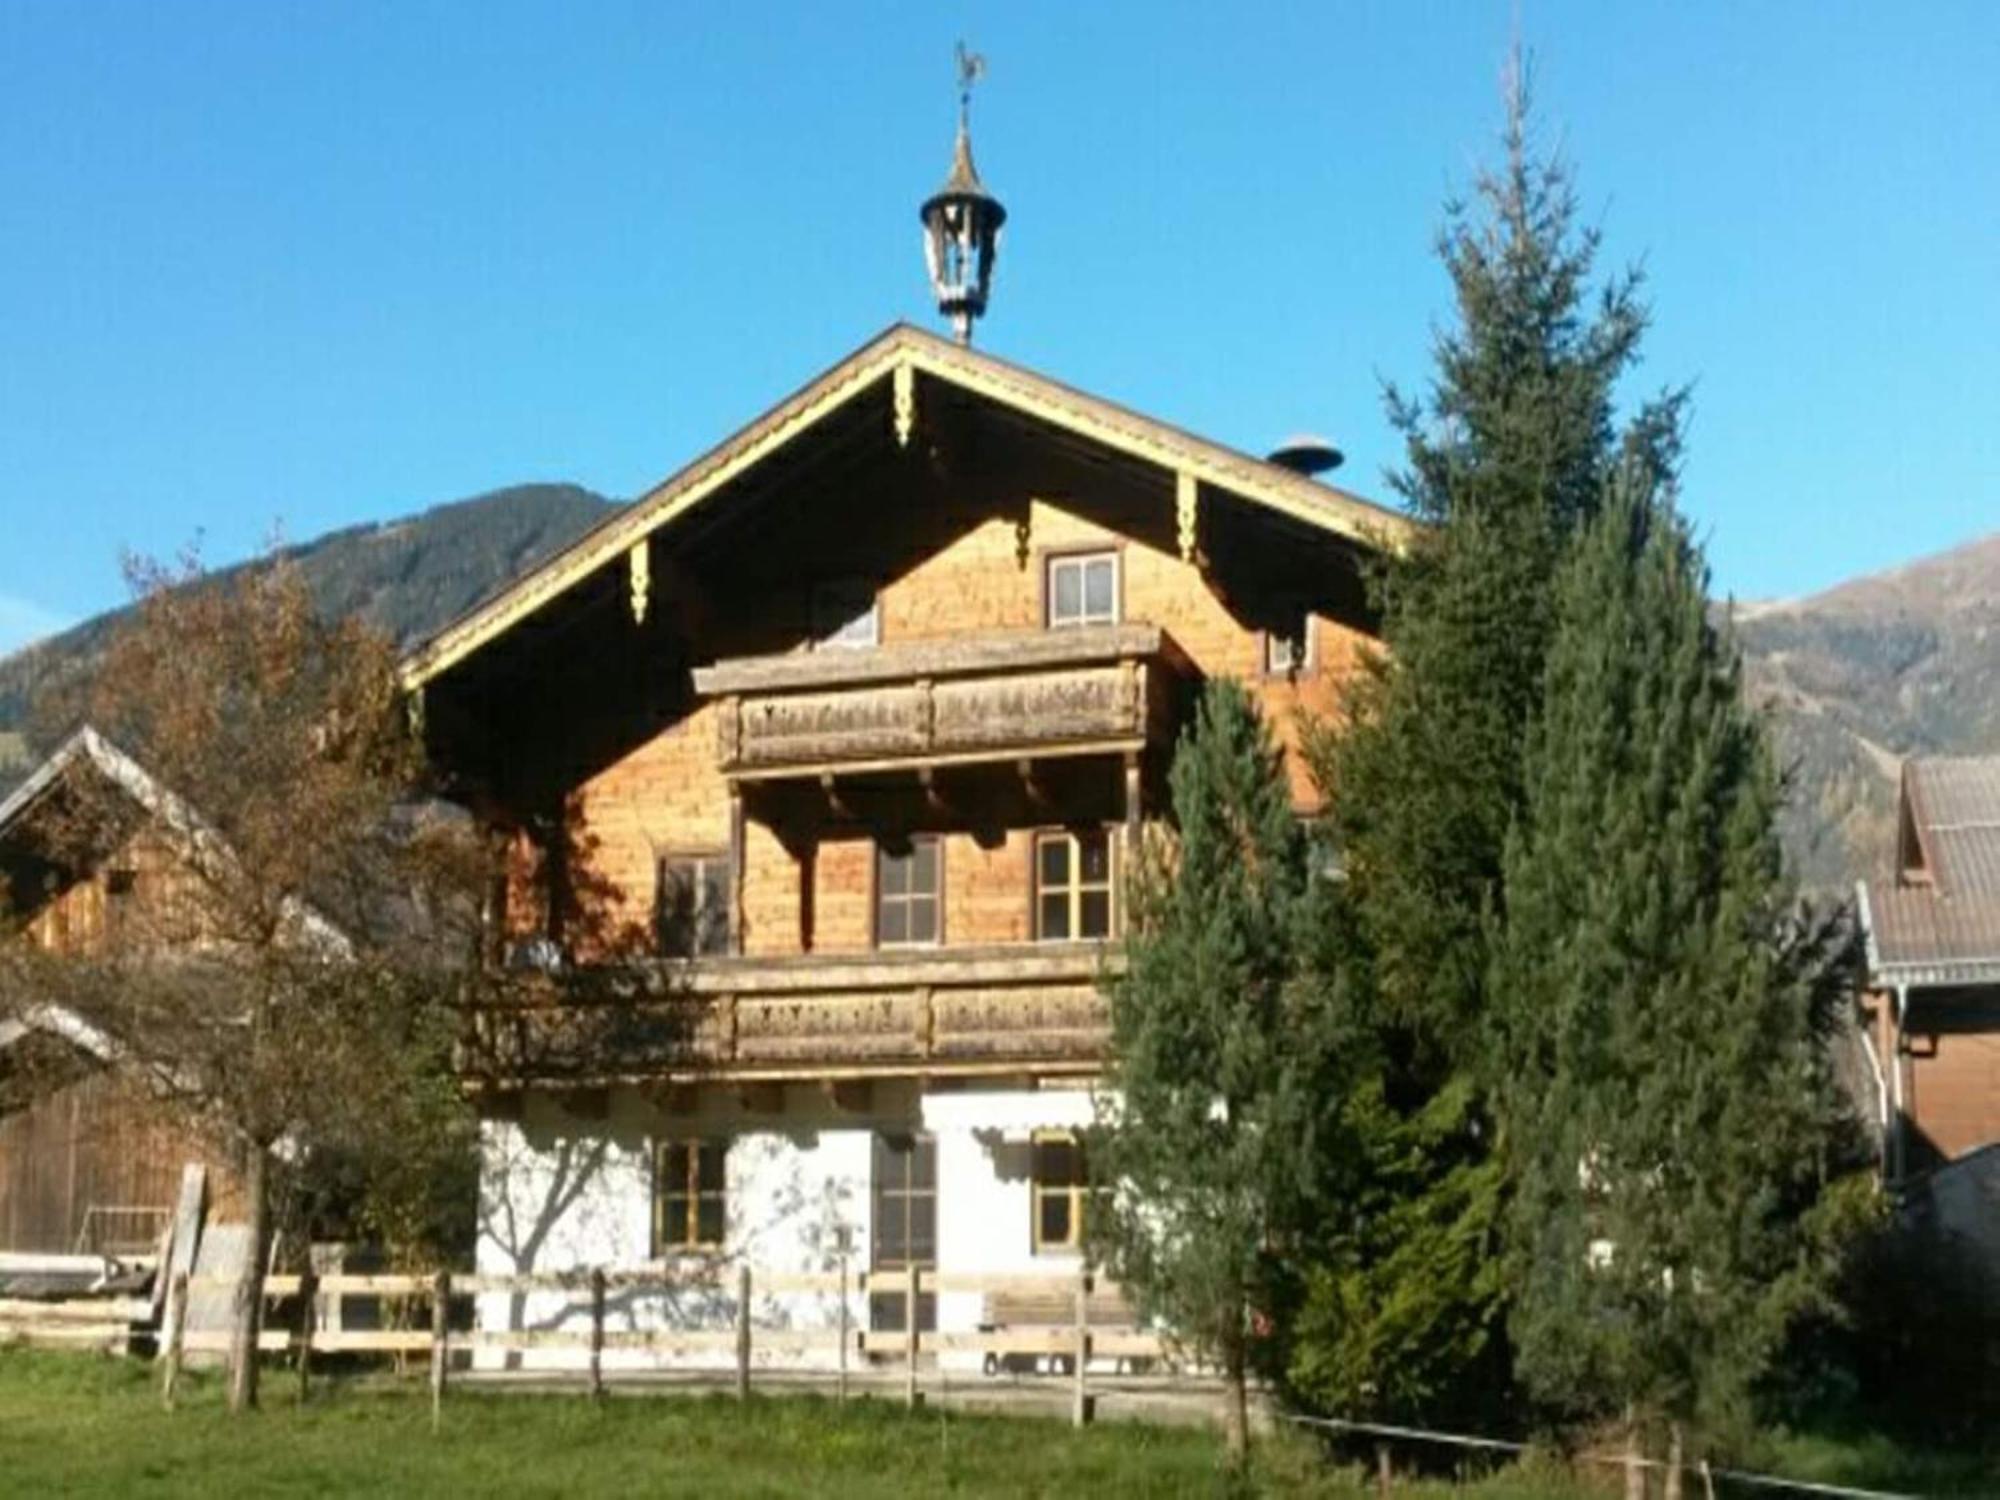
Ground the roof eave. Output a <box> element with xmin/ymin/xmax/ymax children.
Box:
<box><xmin>397</xmin><ymin>323</ymin><xmax>1416</xmax><ymax>694</ymax></box>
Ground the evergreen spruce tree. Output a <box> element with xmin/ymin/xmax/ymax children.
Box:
<box><xmin>1090</xmin><ymin>679</ymin><xmax>1310</xmax><ymax>1460</ymax></box>
<box><xmin>1492</xmin><ymin>470</ymin><xmax>1859</xmax><ymax>1486</ymax></box>
<box><xmin>1291</xmin><ymin>63</ymin><xmax>1683</xmax><ymax>1424</ymax></box>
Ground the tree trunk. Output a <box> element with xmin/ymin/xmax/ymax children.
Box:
<box><xmin>1623</xmin><ymin>1408</ymin><xmax>1647</xmax><ymax>1500</ymax></box>
<box><xmin>227</xmin><ymin>1142</ymin><xmax>270</xmax><ymax>1414</ymax></box>
<box><xmin>1222</xmin><ymin>1331</ymin><xmax>1250</xmax><ymax>1464</ymax></box>
<box><xmin>1662</xmin><ymin>1421</ymin><xmax>1684</xmax><ymax>1500</ymax></box>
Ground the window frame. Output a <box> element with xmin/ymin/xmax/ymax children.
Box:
<box><xmin>1042</xmin><ymin>549</ymin><xmax>1122</xmax><ymax>630</ymax></box>
<box><xmin>655</xmin><ymin>850</ymin><xmax>732</xmax><ymax>958</ymax></box>
<box><xmin>873</xmin><ymin>835</ymin><xmax>943</xmax><ymax>950</ymax></box>
<box><xmin>1032</xmin><ymin>827</ymin><xmax>1116</xmax><ymax>943</ymax></box>
<box><xmin>870</xmin><ymin>1132</ymin><xmax>938</xmax><ymax>1332</ymax></box>
<box><xmin>654</xmin><ymin>1138</ymin><xmax>728</xmax><ymax>1255</ymax></box>
<box><xmin>1262</xmin><ymin>615</ymin><xmax>1318</xmax><ymax>677</ymax></box>
<box><xmin>1030</xmin><ymin>1130</ymin><xmax>1089</xmax><ymax>1255</ymax></box>
<box><xmin>810</xmin><ymin>578</ymin><xmax>882</xmax><ymax>651</ymax></box>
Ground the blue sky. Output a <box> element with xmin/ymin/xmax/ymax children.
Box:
<box><xmin>1</xmin><ymin>3</ymin><xmax>1994</xmax><ymax>655</ymax></box>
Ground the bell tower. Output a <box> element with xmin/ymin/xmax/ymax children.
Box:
<box><xmin>920</xmin><ymin>45</ymin><xmax>1007</xmax><ymax>346</ymax></box>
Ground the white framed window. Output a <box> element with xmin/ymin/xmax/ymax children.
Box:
<box><xmin>657</xmin><ymin>853</ymin><xmax>731</xmax><ymax>957</ymax></box>
<box><xmin>655</xmin><ymin>1139</ymin><xmax>727</xmax><ymax>1252</ymax></box>
<box><xmin>1265</xmin><ymin>618</ymin><xmax>1316</xmax><ymax>675</ymax></box>
<box><xmin>875</xmin><ymin>836</ymin><xmax>941</xmax><ymax>948</ymax></box>
<box><xmin>1045</xmin><ymin>552</ymin><xmax>1119</xmax><ymax>629</ymax></box>
<box><xmin>1035</xmin><ymin>829</ymin><xmax>1114</xmax><ymax>941</ymax></box>
<box><xmin>812</xmin><ymin>579</ymin><xmax>880</xmax><ymax>650</ymax></box>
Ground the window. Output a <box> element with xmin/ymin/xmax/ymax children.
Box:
<box><xmin>655</xmin><ymin>1140</ymin><xmax>727</xmax><ymax>1252</ymax></box>
<box><xmin>812</xmin><ymin>579</ymin><xmax>880</xmax><ymax>650</ymax></box>
<box><xmin>657</xmin><ymin>854</ymin><xmax>730</xmax><ymax>957</ymax></box>
<box><xmin>870</xmin><ymin>1133</ymin><xmax>937</xmax><ymax>1332</ymax></box>
<box><xmin>1045</xmin><ymin>552</ymin><xmax>1119</xmax><ymax>629</ymax></box>
<box><xmin>875</xmin><ymin>837</ymin><xmax>940</xmax><ymax>948</ymax></box>
<box><xmin>1035</xmin><ymin>830</ymin><xmax>1113</xmax><ymax>941</ymax></box>
<box><xmin>1031</xmin><ymin>1132</ymin><xmax>1090</xmax><ymax>1254</ymax></box>
<box><xmin>1265</xmin><ymin>617</ymin><xmax>1316</xmax><ymax>675</ymax></box>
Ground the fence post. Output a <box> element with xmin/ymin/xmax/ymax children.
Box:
<box><xmin>903</xmin><ymin>1264</ymin><xmax>921</xmax><ymax>1410</ymax></box>
<box><xmin>295</xmin><ymin>1267</ymin><xmax>317</xmax><ymax>1405</ymax></box>
<box><xmin>160</xmin><ymin>1270</ymin><xmax>188</xmax><ymax>1411</ymax></box>
<box><xmin>1072</xmin><ymin>1269</ymin><xmax>1092</xmax><ymax>1428</ymax></box>
<box><xmin>430</xmin><ymin>1270</ymin><xmax>450</xmax><ymax>1431</ymax></box>
<box><xmin>735</xmin><ymin>1263</ymin><xmax>753</xmax><ymax>1400</ymax></box>
<box><xmin>588</xmin><ymin>1268</ymin><xmax>607</xmax><ymax>1399</ymax></box>
<box><xmin>836</xmin><ymin>1249</ymin><xmax>850</xmax><ymax>1405</ymax></box>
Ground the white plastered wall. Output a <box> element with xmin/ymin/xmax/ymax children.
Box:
<box><xmin>472</xmin><ymin>1081</ymin><xmax>1099</xmax><ymax>1372</ymax></box>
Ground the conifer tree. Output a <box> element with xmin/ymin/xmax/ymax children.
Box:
<box><xmin>1292</xmin><ymin>61</ymin><xmax>1683</xmax><ymax>1423</ymax></box>
<box><xmin>1491</xmin><ymin>470</ymin><xmax>1858</xmax><ymax>1486</ymax></box>
<box><xmin>1090</xmin><ymin>679</ymin><xmax>1310</xmax><ymax>1460</ymax></box>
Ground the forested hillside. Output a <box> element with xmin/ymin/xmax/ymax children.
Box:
<box><xmin>1</xmin><ymin>482</ymin><xmax>1991</xmax><ymax>893</ymax></box>
<box><xmin>0</xmin><ymin>483</ymin><xmax>614</xmax><ymax>757</ymax></box>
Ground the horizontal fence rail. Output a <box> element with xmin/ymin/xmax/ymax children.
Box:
<box><xmin>140</xmin><ymin>1262</ymin><xmax>1173</xmax><ymax>1426</ymax></box>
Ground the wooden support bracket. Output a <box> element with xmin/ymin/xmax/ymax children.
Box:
<box><xmin>1175</xmin><ymin>470</ymin><xmax>1200</xmax><ymax>564</ymax></box>
<box><xmin>823</xmin><ymin>1078</ymin><xmax>874</xmax><ymax>1115</ymax></box>
<box><xmin>738</xmin><ymin>1081</ymin><xmax>786</xmax><ymax>1115</ymax></box>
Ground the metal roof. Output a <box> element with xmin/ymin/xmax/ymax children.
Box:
<box><xmin>1906</xmin><ymin>756</ymin><xmax>2000</xmax><ymax>896</ymax></box>
<box><xmin>1860</xmin><ymin>754</ymin><xmax>2000</xmax><ymax>986</ymax></box>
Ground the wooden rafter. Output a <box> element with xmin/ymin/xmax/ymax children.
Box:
<box><xmin>399</xmin><ymin>324</ymin><xmax>1414</xmax><ymax>693</ymax></box>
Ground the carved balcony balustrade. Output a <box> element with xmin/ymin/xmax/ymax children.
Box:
<box><xmin>462</xmin><ymin>942</ymin><xmax>1119</xmax><ymax>1088</ymax></box>
<box><xmin>691</xmin><ymin>625</ymin><xmax>1194</xmax><ymax>782</ymax></box>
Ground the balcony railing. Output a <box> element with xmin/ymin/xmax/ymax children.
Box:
<box><xmin>464</xmin><ymin>943</ymin><xmax>1121</xmax><ymax>1086</ymax></box>
<box><xmin>691</xmin><ymin>625</ymin><xmax>1191</xmax><ymax>780</ymax></box>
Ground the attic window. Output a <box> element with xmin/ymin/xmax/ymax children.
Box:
<box><xmin>1264</xmin><ymin>619</ymin><xmax>1316</xmax><ymax>676</ymax></box>
<box><xmin>1046</xmin><ymin>552</ymin><xmax>1118</xmax><ymax>629</ymax></box>
<box><xmin>105</xmin><ymin>869</ymin><xmax>137</xmax><ymax>898</ymax></box>
<box><xmin>812</xmin><ymin>580</ymin><xmax>880</xmax><ymax>650</ymax></box>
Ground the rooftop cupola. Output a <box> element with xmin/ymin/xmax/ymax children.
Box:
<box><xmin>921</xmin><ymin>45</ymin><xmax>1006</xmax><ymax>346</ymax></box>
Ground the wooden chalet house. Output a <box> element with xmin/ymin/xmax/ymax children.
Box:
<box><xmin>0</xmin><ymin>729</ymin><xmax>237</xmax><ymax>1257</ymax></box>
<box><xmin>405</xmin><ymin>116</ymin><xmax>1411</xmax><ymax>1364</ymax></box>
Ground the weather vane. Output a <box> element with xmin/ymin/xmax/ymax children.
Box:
<box><xmin>921</xmin><ymin>43</ymin><xmax>1006</xmax><ymax>345</ymax></box>
<box><xmin>956</xmin><ymin>41</ymin><xmax>986</xmax><ymax>122</ymax></box>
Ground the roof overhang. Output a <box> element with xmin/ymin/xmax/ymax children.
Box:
<box><xmin>398</xmin><ymin>322</ymin><xmax>1416</xmax><ymax>693</ymax></box>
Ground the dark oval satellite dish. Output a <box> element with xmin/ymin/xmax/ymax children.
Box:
<box><xmin>1266</xmin><ymin>433</ymin><xmax>1344</xmax><ymax>477</ymax></box>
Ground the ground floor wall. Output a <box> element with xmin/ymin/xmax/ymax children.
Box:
<box><xmin>473</xmin><ymin>1079</ymin><xmax>1103</xmax><ymax>1373</ymax></box>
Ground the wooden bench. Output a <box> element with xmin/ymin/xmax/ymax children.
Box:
<box><xmin>978</xmin><ymin>1284</ymin><xmax>1153</xmax><ymax>1376</ymax></box>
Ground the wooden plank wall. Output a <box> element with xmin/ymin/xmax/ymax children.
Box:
<box><xmin>0</xmin><ymin>1068</ymin><xmax>229</xmax><ymax>1254</ymax></box>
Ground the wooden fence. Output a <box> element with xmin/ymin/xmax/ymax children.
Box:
<box><xmin>145</xmin><ymin>1263</ymin><xmax>1171</xmax><ymax>1426</ymax></box>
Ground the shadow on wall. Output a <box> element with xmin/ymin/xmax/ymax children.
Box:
<box><xmin>476</xmin><ymin>1104</ymin><xmax>871</xmax><ymax>1357</ymax></box>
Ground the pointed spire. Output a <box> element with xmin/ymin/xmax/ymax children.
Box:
<box><xmin>920</xmin><ymin>44</ymin><xmax>1006</xmax><ymax>345</ymax></box>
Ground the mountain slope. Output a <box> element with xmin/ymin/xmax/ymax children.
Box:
<box><xmin>0</xmin><ymin>482</ymin><xmax>615</xmax><ymax>745</ymax></box>
<box><xmin>1737</xmin><ymin>532</ymin><xmax>2000</xmax><ymax>890</ymax></box>
<box><xmin>0</xmin><ymin>482</ymin><xmax>1989</xmax><ymax>893</ymax></box>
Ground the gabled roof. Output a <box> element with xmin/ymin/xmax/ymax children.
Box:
<box><xmin>0</xmin><ymin>727</ymin><xmax>197</xmax><ymax>848</ymax></box>
<box><xmin>399</xmin><ymin>322</ymin><xmax>1415</xmax><ymax>692</ymax></box>
<box><xmin>1861</xmin><ymin>753</ymin><xmax>2000</xmax><ymax>987</ymax></box>
<box><xmin>0</xmin><ymin>727</ymin><xmax>349</xmax><ymax>957</ymax></box>
<box><xmin>1903</xmin><ymin>756</ymin><xmax>2000</xmax><ymax>896</ymax></box>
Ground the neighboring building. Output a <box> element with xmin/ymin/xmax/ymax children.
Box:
<box><xmin>402</xmin><ymin>315</ymin><xmax>1408</xmax><ymax>1362</ymax></box>
<box><xmin>0</xmin><ymin>729</ymin><xmax>236</xmax><ymax>1255</ymax></box>
<box><xmin>1857</xmin><ymin>756</ymin><xmax>2000</xmax><ymax>1206</ymax></box>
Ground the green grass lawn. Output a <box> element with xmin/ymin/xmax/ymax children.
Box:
<box><xmin>0</xmin><ymin>1348</ymin><xmax>1988</xmax><ymax>1498</ymax></box>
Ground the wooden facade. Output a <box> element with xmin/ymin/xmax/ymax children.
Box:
<box><xmin>413</xmin><ymin>325</ymin><xmax>1407</xmax><ymax>1087</ymax></box>
<box><xmin>0</xmin><ymin>731</ymin><xmax>236</xmax><ymax>1253</ymax></box>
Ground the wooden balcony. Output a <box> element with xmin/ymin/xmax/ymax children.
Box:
<box><xmin>691</xmin><ymin>625</ymin><xmax>1192</xmax><ymax>781</ymax></box>
<box><xmin>464</xmin><ymin>943</ymin><xmax>1120</xmax><ymax>1087</ymax></box>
